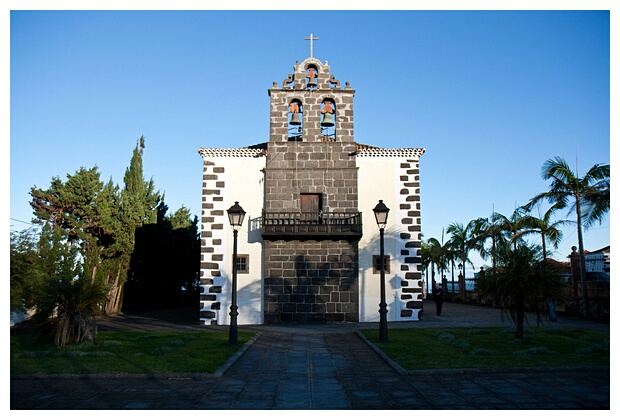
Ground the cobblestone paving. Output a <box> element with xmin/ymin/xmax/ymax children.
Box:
<box><xmin>11</xmin><ymin>303</ymin><xmax>610</xmax><ymax>410</ymax></box>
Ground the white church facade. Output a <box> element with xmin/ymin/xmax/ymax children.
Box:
<box><xmin>198</xmin><ymin>52</ymin><xmax>425</xmax><ymax>325</ymax></box>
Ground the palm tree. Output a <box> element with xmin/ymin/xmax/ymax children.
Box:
<box><xmin>32</xmin><ymin>223</ymin><xmax>110</xmax><ymax>345</ymax></box>
<box><xmin>444</xmin><ymin>243</ymin><xmax>460</xmax><ymax>299</ymax></box>
<box><xmin>419</xmin><ymin>239</ymin><xmax>433</xmax><ymax>297</ymax></box>
<box><xmin>446</xmin><ymin>221</ymin><xmax>476</xmax><ymax>301</ymax></box>
<box><xmin>524</xmin><ymin>156</ymin><xmax>610</xmax><ymax>318</ymax></box>
<box><xmin>437</xmin><ymin>229</ymin><xmax>454</xmax><ymax>295</ymax></box>
<box><xmin>477</xmin><ymin>242</ymin><xmax>565</xmax><ymax>339</ymax></box>
<box><xmin>491</xmin><ymin>209</ymin><xmax>533</xmax><ymax>251</ymax></box>
<box><xmin>582</xmin><ymin>172</ymin><xmax>610</xmax><ymax>228</ymax></box>
<box><xmin>469</xmin><ymin>215</ymin><xmax>505</xmax><ymax>274</ymax></box>
<box><xmin>425</xmin><ymin>237</ymin><xmax>443</xmax><ymax>289</ymax></box>
<box><xmin>517</xmin><ymin>205</ymin><xmax>567</xmax><ymax>261</ymax></box>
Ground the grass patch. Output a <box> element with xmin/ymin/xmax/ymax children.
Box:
<box><xmin>361</xmin><ymin>327</ymin><xmax>609</xmax><ymax>370</ymax></box>
<box><xmin>11</xmin><ymin>331</ymin><xmax>254</xmax><ymax>375</ymax></box>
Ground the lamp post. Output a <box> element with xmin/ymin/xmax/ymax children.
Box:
<box><xmin>373</xmin><ymin>200</ymin><xmax>390</xmax><ymax>342</ymax></box>
<box><xmin>226</xmin><ymin>201</ymin><xmax>246</xmax><ymax>345</ymax></box>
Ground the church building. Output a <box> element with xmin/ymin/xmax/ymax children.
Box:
<box><xmin>198</xmin><ymin>41</ymin><xmax>425</xmax><ymax>325</ymax></box>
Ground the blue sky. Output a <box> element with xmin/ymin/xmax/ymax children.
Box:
<box><xmin>6</xmin><ymin>5</ymin><xmax>613</xmax><ymax>273</ymax></box>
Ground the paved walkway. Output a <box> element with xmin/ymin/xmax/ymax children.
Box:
<box><xmin>10</xmin><ymin>303</ymin><xmax>610</xmax><ymax>410</ymax></box>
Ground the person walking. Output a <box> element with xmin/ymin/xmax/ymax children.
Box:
<box><xmin>433</xmin><ymin>282</ymin><xmax>444</xmax><ymax>316</ymax></box>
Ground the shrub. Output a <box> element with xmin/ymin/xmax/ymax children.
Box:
<box><xmin>513</xmin><ymin>346</ymin><xmax>554</xmax><ymax>355</ymax></box>
<box><xmin>470</xmin><ymin>348</ymin><xmax>493</xmax><ymax>355</ymax></box>
<box><xmin>575</xmin><ymin>343</ymin><xmax>609</xmax><ymax>354</ymax></box>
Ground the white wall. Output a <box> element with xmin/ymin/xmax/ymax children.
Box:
<box><xmin>357</xmin><ymin>156</ymin><xmax>423</xmax><ymax>322</ymax></box>
<box><xmin>358</xmin><ymin>157</ymin><xmax>398</xmax><ymax>322</ymax></box>
<box><xmin>201</xmin><ymin>152</ymin><xmax>423</xmax><ymax>325</ymax></box>
<box><xmin>201</xmin><ymin>155</ymin><xmax>265</xmax><ymax>325</ymax></box>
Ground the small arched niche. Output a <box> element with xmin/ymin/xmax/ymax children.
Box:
<box><xmin>288</xmin><ymin>99</ymin><xmax>303</xmax><ymax>141</ymax></box>
<box><xmin>306</xmin><ymin>65</ymin><xmax>318</xmax><ymax>90</ymax></box>
<box><xmin>320</xmin><ymin>98</ymin><xmax>336</xmax><ymax>141</ymax></box>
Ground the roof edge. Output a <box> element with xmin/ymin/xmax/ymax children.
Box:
<box><xmin>198</xmin><ymin>146</ymin><xmax>267</xmax><ymax>158</ymax></box>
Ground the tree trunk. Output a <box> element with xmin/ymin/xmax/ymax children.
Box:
<box><xmin>515</xmin><ymin>297</ymin><xmax>525</xmax><ymax>339</ymax></box>
<box><xmin>90</xmin><ymin>263</ymin><xmax>98</xmax><ymax>285</ymax></box>
<box><xmin>113</xmin><ymin>270</ymin><xmax>124</xmax><ymax>314</ymax></box>
<box><xmin>440</xmin><ymin>268</ymin><xmax>447</xmax><ymax>302</ymax></box>
<box><xmin>450</xmin><ymin>261</ymin><xmax>455</xmax><ymax>298</ymax></box>
<box><xmin>461</xmin><ymin>255</ymin><xmax>466</xmax><ymax>302</ymax></box>
<box><xmin>112</xmin><ymin>285</ymin><xmax>123</xmax><ymax>314</ymax></box>
<box><xmin>492</xmin><ymin>236</ymin><xmax>497</xmax><ymax>278</ymax></box>
<box><xmin>576</xmin><ymin>195</ymin><xmax>591</xmax><ymax>317</ymax></box>
<box><xmin>85</xmin><ymin>244</ymin><xmax>102</xmax><ymax>285</ymax></box>
<box><xmin>105</xmin><ymin>268</ymin><xmax>123</xmax><ymax>315</ymax></box>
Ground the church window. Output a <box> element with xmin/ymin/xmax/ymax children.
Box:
<box><xmin>288</xmin><ymin>100</ymin><xmax>303</xmax><ymax>141</ymax></box>
<box><xmin>373</xmin><ymin>255</ymin><xmax>391</xmax><ymax>274</ymax></box>
<box><xmin>235</xmin><ymin>254</ymin><xmax>249</xmax><ymax>274</ymax></box>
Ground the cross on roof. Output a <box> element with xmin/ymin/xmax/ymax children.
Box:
<box><xmin>304</xmin><ymin>33</ymin><xmax>319</xmax><ymax>58</ymax></box>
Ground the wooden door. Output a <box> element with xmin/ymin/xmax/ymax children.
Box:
<box><xmin>300</xmin><ymin>194</ymin><xmax>321</xmax><ymax>223</ymax></box>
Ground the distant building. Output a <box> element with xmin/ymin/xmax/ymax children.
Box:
<box><xmin>198</xmin><ymin>49</ymin><xmax>425</xmax><ymax>325</ymax></box>
<box><xmin>547</xmin><ymin>258</ymin><xmax>572</xmax><ymax>281</ymax></box>
<box><xmin>585</xmin><ymin>246</ymin><xmax>610</xmax><ymax>273</ymax></box>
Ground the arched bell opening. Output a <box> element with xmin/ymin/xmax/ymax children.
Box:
<box><xmin>288</xmin><ymin>99</ymin><xmax>303</xmax><ymax>141</ymax></box>
<box><xmin>320</xmin><ymin>99</ymin><xmax>336</xmax><ymax>141</ymax></box>
<box><xmin>306</xmin><ymin>65</ymin><xmax>318</xmax><ymax>90</ymax></box>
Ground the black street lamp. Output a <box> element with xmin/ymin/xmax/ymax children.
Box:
<box><xmin>227</xmin><ymin>201</ymin><xmax>246</xmax><ymax>345</ymax></box>
<box><xmin>373</xmin><ymin>200</ymin><xmax>390</xmax><ymax>342</ymax></box>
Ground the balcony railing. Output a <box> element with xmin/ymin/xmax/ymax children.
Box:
<box><xmin>261</xmin><ymin>211</ymin><xmax>362</xmax><ymax>240</ymax></box>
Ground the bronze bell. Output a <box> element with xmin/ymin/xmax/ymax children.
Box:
<box><xmin>307</xmin><ymin>77</ymin><xmax>317</xmax><ymax>88</ymax></box>
<box><xmin>320</xmin><ymin>113</ymin><xmax>334</xmax><ymax>127</ymax></box>
<box><xmin>289</xmin><ymin>113</ymin><xmax>301</xmax><ymax>125</ymax></box>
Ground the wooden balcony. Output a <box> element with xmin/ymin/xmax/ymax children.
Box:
<box><xmin>261</xmin><ymin>211</ymin><xmax>363</xmax><ymax>240</ymax></box>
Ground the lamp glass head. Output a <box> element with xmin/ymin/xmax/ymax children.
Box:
<box><xmin>227</xmin><ymin>202</ymin><xmax>246</xmax><ymax>230</ymax></box>
<box><xmin>373</xmin><ymin>200</ymin><xmax>390</xmax><ymax>229</ymax></box>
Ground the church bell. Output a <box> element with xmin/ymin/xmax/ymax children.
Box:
<box><xmin>320</xmin><ymin>113</ymin><xmax>334</xmax><ymax>127</ymax></box>
<box><xmin>307</xmin><ymin>77</ymin><xmax>317</xmax><ymax>88</ymax></box>
<box><xmin>289</xmin><ymin>112</ymin><xmax>301</xmax><ymax>125</ymax></box>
